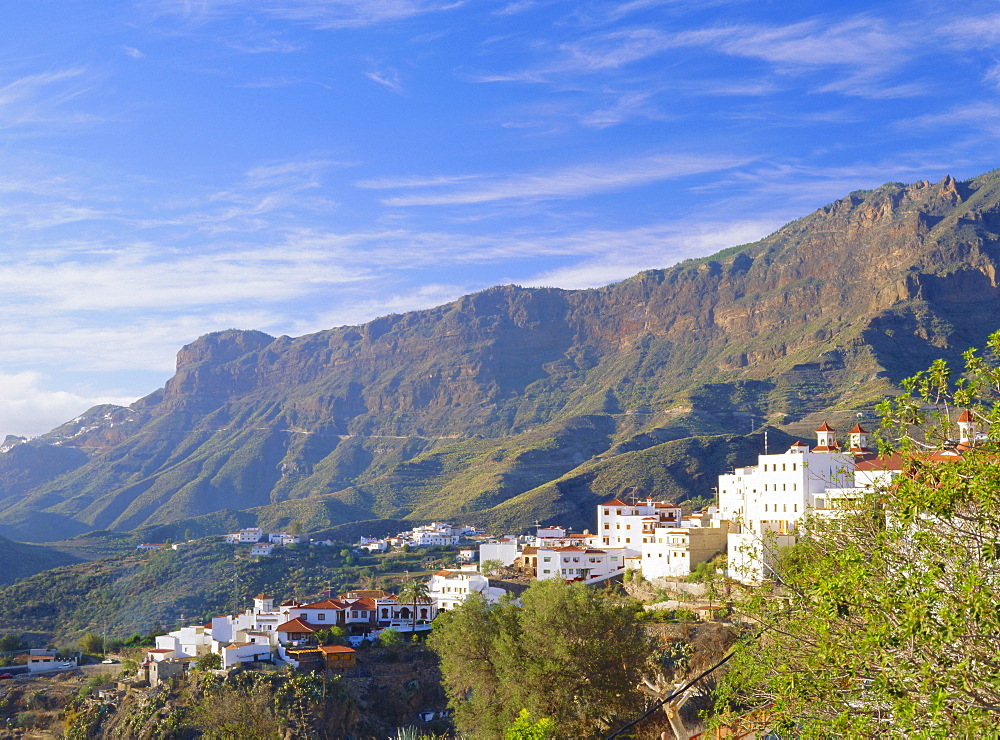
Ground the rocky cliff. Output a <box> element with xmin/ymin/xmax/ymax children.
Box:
<box><xmin>4</xmin><ymin>172</ymin><xmax>1000</xmax><ymax>540</ymax></box>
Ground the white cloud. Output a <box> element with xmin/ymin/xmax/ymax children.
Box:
<box><xmin>369</xmin><ymin>152</ymin><xmax>754</xmax><ymax>206</ymax></box>
<box><xmin>365</xmin><ymin>68</ymin><xmax>405</xmax><ymax>94</ymax></box>
<box><xmin>123</xmin><ymin>46</ymin><xmax>145</xmax><ymax>59</ymax></box>
<box><xmin>578</xmin><ymin>91</ymin><xmax>665</xmax><ymax>128</ymax></box>
<box><xmin>0</xmin><ymin>371</ymin><xmax>137</xmax><ymax>439</ymax></box>
<box><xmin>151</xmin><ymin>0</ymin><xmax>464</xmax><ymax>30</ymax></box>
<box><xmin>518</xmin><ymin>219</ymin><xmax>777</xmax><ymax>289</ymax></box>
<box><xmin>0</xmin><ymin>67</ymin><xmax>97</xmax><ymax>130</ymax></box>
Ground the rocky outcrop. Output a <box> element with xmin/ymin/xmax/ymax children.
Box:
<box><xmin>5</xmin><ymin>172</ymin><xmax>1000</xmax><ymax>539</ymax></box>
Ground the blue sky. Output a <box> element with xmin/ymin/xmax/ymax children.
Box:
<box><xmin>3</xmin><ymin>0</ymin><xmax>1000</xmax><ymax>438</ymax></box>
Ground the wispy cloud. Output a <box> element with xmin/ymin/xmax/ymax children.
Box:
<box><xmin>123</xmin><ymin>46</ymin><xmax>145</xmax><ymax>59</ymax></box>
<box><xmin>578</xmin><ymin>91</ymin><xmax>665</xmax><ymax>128</ymax></box>
<box><xmin>365</xmin><ymin>67</ymin><xmax>405</xmax><ymax>94</ymax></box>
<box><xmin>0</xmin><ymin>67</ymin><xmax>98</xmax><ymax>130</ymax></box>
<box><xmin>476</xmin><ymin>14</ymin><xmax>921</xmax><ymax>99</ymax></box>
<box><xmin>152</xmin><ymin>0</ymin><xmax>464</xmax><ymax>30</ymax></box>
<box><xmin>364</xmin><ymin>152</ymin><xmax>753</xmax><ymax>206</ymax></box>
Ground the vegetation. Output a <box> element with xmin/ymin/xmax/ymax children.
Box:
<box><xmin>715</xmin><ymin>333</ymin><xmax>1000</xmax><ymax>735</ymax></box>
<box><xmin>429</xmin><ymin>578</ymin><xmax>654</xmax><ymax>739</ymax></box>
<box><xmin>0</xmin><ymin>538</ymin><xmax>440</xmax><ymax>645</ymax></box>
<box><xmin>194</xmin><ymin>651</ymin><xmax>222</xmax><ymax>670</ymax></box>
<box><xmin>398</xmin><ymin>578</ymin><xmax>431</xmax><ymax>634</ymax></box>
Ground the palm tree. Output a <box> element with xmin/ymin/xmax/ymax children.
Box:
<box><xmin>397</xmin><ymin>578</ymin><xmax>431</xmax><ymax>636</ymax></box>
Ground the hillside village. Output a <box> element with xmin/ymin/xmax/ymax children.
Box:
<box><xmin>111</xmin><ymin>417</ymin><xmax>957</xmax><ymax>689</ymax></box>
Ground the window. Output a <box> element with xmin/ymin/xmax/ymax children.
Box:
<box><xmin>543</xmin><ymin>556</ymin><xmax>551</xmax><ymax>562</ymax></box>
<box><xmin>318</xmin><ymin>613</ymin><xmax>326</xmax><ymax>621</ymax></box>
<box><xmin>543</xmin><ymin>569</ymin><xmax>550</xmax><ymax>574</ymax></box>
<box><xmin>603</xmin><ymin>523</ymin><xmax>609</xmax><ymax>529</ymax></box>
<box><xmin>625</xmin><ymin>538</ymin><xmax>631</xmax><ymax>543</ymax></box>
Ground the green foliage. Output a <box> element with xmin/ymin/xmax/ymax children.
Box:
<box><xmin>429</xmin><ymin>579</ymin><xmax>653</xmax><ymax>739</ymax></box>
<box><xmin>195</xmin><ymin>651</ymin><xmax>222</xmax><ymax>670</ymax></box>
<box><xmin>0</xmin><ymin>538</ymin><xmax>362</xmax><ymax>644</ymax></box>
<box><xmin>505</xmin><ymin>709</ymin><xmax>557</xmax><ymax>739</ymax></box>
<box><xmin>79</xmin><ymin>632</ymin><xmax>103</xmax><ymax>654</ymax></box>
<box><xmin>378</xmin><ymin>628</ymin><xmax>404</xmax><ymax>648</ymax></box>
<box><xmin>0</xmin><ymin>535</ymin><xmax>81</xmax><ymax>586</ymax></box>
<box><xmin>480</xmin><ymin>559</ymin><xmax>504</xmax><ymax>576</ymax></box>
<box><xmin>716</xmin><ymin>331</ymin><xmax>1000</xmax><ymax>735</ymax></box>
<box><xmin>0</xmin><ymin>633</ymin><xmax>27</xmax><ymax>652</ymax></box>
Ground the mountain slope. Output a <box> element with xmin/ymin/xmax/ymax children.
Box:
<box><xmin>4</xmin><ymin>172</ymin><xmax>1000</xmax><ymax>540</ymax></box>
<box><xmin>0</xmin><ymin>534</ymin><xmax>82</xmax><ymax>585</ymax></box>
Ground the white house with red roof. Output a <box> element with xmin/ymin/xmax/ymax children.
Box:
<box><xmin>426</xmin><ymin>568</ymin><xmax>506</xmax><ymax>612</ymax></box>
<box><xmin>719</xmin><ymin>422</ymin><xmax>903</xmax><ymax>582</ymax></box>
<box><xmin>534</xmin><ymin>544</ymin><xmax>630</xmax><ymax>582</ymax></box>
<box><xmin>597</xmin><ymin>498</ymin><xmax>684</xmax><ymax>549</ymax></box>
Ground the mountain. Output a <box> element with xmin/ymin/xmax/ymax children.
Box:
<box><xmin>4</xmin><ymin>172</ymin><xmax>1000</xmax><ymax>541</ymax></box>
<box><xmin>0</xmin><ymin>534</ymin><xmax>81</xmax><ymax>585</ymax></box>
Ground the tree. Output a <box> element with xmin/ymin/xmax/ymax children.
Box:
<box><xmin>398</xmin><ymin>578</ymin><xmax>431</xmax><ymax>635</ymax></box>
<box><xmin>429</xmin><ymin>578</ymin><xmax>653</xmax><ymax>739</ymax></box>
<box><xmin>79</xmin><ymin>633</ymin><xmax>103</xmax><ymax>655</ymax></box>
<box><xmin>505</xmin><ymin>709</ymin><xmax>556</xmax><ymax>739</ymax></box>
<box><xmin>378</xmin><ymin>628</ymin><xmax>404</xmax><ymax>648</ymax></box>
<box><xmin>480</xmin><ymin>559</ymin><xmax>504</xmax><ymax>576</ymax></box>
<box><xmin>196</xmin><ymin>651</ymin><xmax>222</xmax><ymax>670</ymax></box>
<box><xmin>0</xmin><ymin>634</ymin><xmax>26</xmax><ymax>653</ymax></box>
<box><xmin>715</xmin><ymin>332</ymin><xmax>1000</xmax><ymax>736</ymax></box>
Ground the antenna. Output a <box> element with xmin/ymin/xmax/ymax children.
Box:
<box><xmin>763</xmin><ymin>428</ymin><xmax>768</xmax><ymax>455</ymax></box>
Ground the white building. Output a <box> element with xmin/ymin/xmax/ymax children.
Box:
<box><xmin>268</xmin><ymin>532</ymin><xmax>301</xmax><ymax>545</ymax></box>
<box><xmin>479</xmin><ymin>537</ymin><xmax>519</xmax><ymax>566</ymax></box>
<box><xmin>251</xmin><ymin>543</ymin><xmax>274</xmax><ymax>556</ymax></box>
<box><xmin>534</xmin><ymin>545</ymin><xmax>630</xmax><ymax>582</ymax></box>
<box><xmin>225</xmin><ymin>527</ymin><xmax>264</xmax><ymax>544</ymax></box>
<box><xmin>719</xmin><ymin>423</ymin><xmax>900</xmax><ymax>582</ymax></box>
<box><xmin>426</xmin><ymin>569</ymin><xmax>506</xmax><ymax>611</ymax></box>
<box><xmin>598</xmin><ymin>499</ymin><xmax>684</xmax><ymax>549</ymax></box>
<box><xmin>639</xmin><ymin>525</ymin><xmax>728</xmax><ymax>579</ymax></box>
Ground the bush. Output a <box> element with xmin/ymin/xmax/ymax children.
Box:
<box><xmin>378</xmin><ymin>628</ymin><xmax>404</xmax><ymax>648</ymax></box>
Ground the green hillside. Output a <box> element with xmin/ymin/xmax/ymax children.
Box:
<box><xmin>3</xmin><ymin>173</ymin><xmax>1000</xmax><ymax>541</ymax></box>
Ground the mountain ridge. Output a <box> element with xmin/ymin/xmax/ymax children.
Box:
<box><xmin>4</xmin><ymin>171</ymin><xmax>1000</xmax><ymax>541</ymax></box>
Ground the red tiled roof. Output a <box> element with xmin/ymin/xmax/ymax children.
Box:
<box><xmin>601</xmin><ymin>499</ymin><xmax>629</xmax><ymax>507</ymax></box>
<box><xmin>815</xmin><ymin>422</ymin><xmax>835</xmax><ymax>432</ymax></box>
<box><xmin>300</xmin><ymin>598</ymin><xmax>346</xmax><ymax>610</ymax></box>
<box><xmin>854</xmin><ymin>454</ymin><xmax>904</xmax><ymax>472</ymax></box>
<box><xmin>254</xmin><ymin>593</ymin><xmax>269</xmax><ymax>599</ymax></box>
<box><xmin>275</xmin><ymin>617</ymin><xmax>319</xmax><ymax>633</ymax></box>
<box><xmin>849</xmin><ymin>423</ymin><xmax>866</xmax><ymax>434</ymax></box>
<box><xmin>958</xmin><ymin>409</ymin><xmax>973</xmax><ymax>422</ymax></box>
<box><xmin>319</xmin><ymin>645</ymin><xmax>355</xmax><ymax>654</ymax></box>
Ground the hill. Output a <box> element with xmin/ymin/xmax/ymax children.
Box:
<box><xmin>3</xmin><ymin>172</ymin><xmax>1000</xmax><ymax>540</ymax></box>
<box><xmin>0</xmin><ymin>538</ymin><xmax>447</xmax><ymax>645</ymax></box>
<box><xmin>0</xmin><ymin>535</ymin><xmax>81</xmax><ymax>585</ymax></box>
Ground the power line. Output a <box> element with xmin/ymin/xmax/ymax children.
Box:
<box><xmin>605</xmin><ymin>627</ymin><xmax>764</xmax><ymax>739</ymax></box>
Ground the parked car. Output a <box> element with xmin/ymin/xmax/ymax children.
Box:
<box><xmin>101</xmin><ymin>658</ymin><xmax>116</xmax><ymax>664</ymax></box>
<box><xmin>0</xmin><ymin>674</ymin><xmax>13</xmax><ymax>680</ymax></box>
<box><xmin>61</xmin><ymin>662</ymin><xmax>74</xmax><ymax>667</ymax></box>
